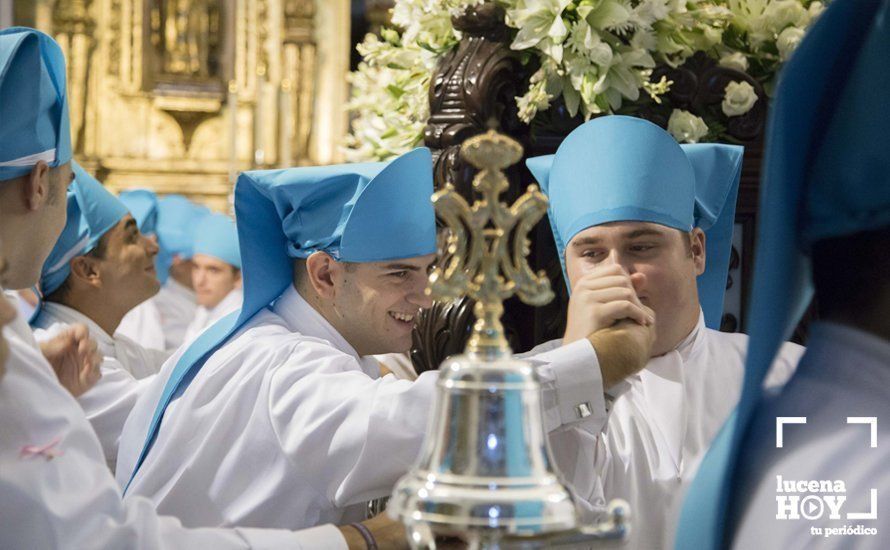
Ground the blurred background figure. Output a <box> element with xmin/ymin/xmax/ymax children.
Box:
<box><xmin>182</xmin><ymin>212</ymin><xmax>242</xmax><ymax>342</ymax></box>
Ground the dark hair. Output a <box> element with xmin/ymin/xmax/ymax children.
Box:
<box><xmin>46</xmin><ymin>163</ymin><xmax>71</xmax><ymax>206</ymax></box>
<box><xmin>811</xmin><ymin>226</ymin><xmax>890</xmax><ymax>323</ymax></box>
<box><xmin>44</xmin><ymin>234</ymin><xmax>109</xmax><ymax>303</ymax></box>
<box><xmin>291</xmin><ymin>255</ymin><xmax>357</xmax><ymax>293</ymax></box>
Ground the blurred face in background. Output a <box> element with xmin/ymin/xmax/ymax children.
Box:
<box><xmin>192</xmin><ymin>253</ymin><xmax>241</xmax><ymax>309</ymax></box>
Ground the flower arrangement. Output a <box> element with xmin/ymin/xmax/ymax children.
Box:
<box><xmin>345</xmin><ymin>0</ymin><xmax>824</xmax><ymax>160</ymax></box>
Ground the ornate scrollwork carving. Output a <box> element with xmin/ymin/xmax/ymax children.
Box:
<box><xmin>424</xmin><ymin>2</ymin><xmax>529</xmax><ymax>198</ymax></box>
<box><xmin>410</xmin><ymin>297</ymin><xmax>474</xmax><ymax>375</ymax></box>
<box><xmin>411</xmin><ymin>12</ymin><xmax>776</xmax><ymax>370</ymax></box>
<box><xmin>411</xmin><ymin>2</ymin><xmax>536</xmax><ymax>372</ymax></box>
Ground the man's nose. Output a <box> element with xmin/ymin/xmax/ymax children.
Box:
<box><xmin>407</xmin><ymin>281</ymin><xmax>433</xmax><ymax>309</ymax></box>
<box><xmin>143</xmin><ymin>233</ymin><xmax>160</xmax><ymax>256</ymax></box>
<box><xmin>600</xmin><ymin>250</ymin><xmax>635</xmax><ymax>274</ymax></box>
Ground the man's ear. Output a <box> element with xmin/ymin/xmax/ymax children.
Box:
<box><xmin>69</xmin><ymin>255</ymin><xmax>102</xmax><ymax>288</ymax></box>
<box><xmin>691</xmin><ymin>228</ymin><xmax>706</xmax><ymax>276</ymax></box>
<box><xmin>304</xmin><ymin>251</ymin><xmax>340</xmax><ymax>299</ymax></box>
<box><xmin>22</xmin><ymin>161</ymin><xmax>51</xmax><ymax>211</ymax></box>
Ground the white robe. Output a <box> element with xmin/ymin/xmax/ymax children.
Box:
<box><xmin>537</xmin><ymin>313</ymin><xmax>804</xmax><ymax>550</ymax></box>
<box><xmin>4</xmin><ymin>289</ymin><xmax>37</xmax><ymax>322</ymax></box>
<box><xmin>182</xmin><ymin>288</ymin><xmax>243</xmax><ymax>344</ymax></box>
<box><xmin>117</xmin><ymin>285</ymin><xmax>604</xmax><ymax>530</ymax></box>
<box><xmin>154</xmin><ymin>279</ymin><xmax>198</xmax><ymax>350</ymax></box>
<box><xmin>32</xmin><ymin>302</ymin><xmax>172</xmax><ymax>469</ymax></box>
<box><xmin>373</xmin><ymin>352</ymin><xmax>418</xmax><ymax>380</ymax></box>
<box><xmin>732</xmin><ymin>322</ymin><xmax>890</xmax><ymax>549</ymax></box>
<box><xmin>117</xmin><ymin>298</ymin><xmax>167</xmax><ymax>352</ymax></box>
<box><xmin>0</xmin><ymin>293</ymin><xmax>345</xmax><ymax>549</ymax></box>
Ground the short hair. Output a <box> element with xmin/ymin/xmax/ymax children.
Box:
<box><xmin>811</xmin><ymin>226</ymin><xmax>890</xmax><ymax>320</ymax></box>
<box><xmin>292</xmin><ymin>255</ymin><xmax>357</xmax><ymax>293</ymax></box>
<box><xmin>46</xmin><ymin>164</ymin><xmax>68</xmax><ymax>206</ymax></box>
<box><xmin>682</xmin><ymin>229</ymin><xmax>694</xmax><ymax>256</ymax></box>
<box><xmin>44</xmin><ymin>232</ymin><xmax>110</xmax><ymax>303</ymax></box>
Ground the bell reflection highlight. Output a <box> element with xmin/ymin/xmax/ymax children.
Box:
<box><xmin>389</xmin><ymin>131</ymin><xmax>578</xmax><ymax>548</ymax></box>
<box><xmin>390</xmin><ymin>355</ymin><xmax>576</xmax><ymax>541</ymax></box>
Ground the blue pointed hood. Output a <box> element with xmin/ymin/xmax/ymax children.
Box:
<box><xmin>123</xmin><ymin>148</ymin><xmax>438</xmax><ymax>489</ymax></box>
<box><xmin>39</xmin><ymin>162</ymin><xmax>129</xmax><ymax>295</ymax></box>
<box><xmin>527</xmin><ymin>115</ymin><xmax>743</xmax><ymax>328</ymax></box>
<box><xmin>192</xmin><ymin>213</ymin><xmax>241</xmax><ymax>269</ymax></box>
<box><xmin>675</xmin><ymin>2</ymin><xmax>890</xmax><ymax>548</ymax></box>
<box><xmin>0</xmin><ymin>27</ymin><xmax>71</xmax><ymax>181</ymax></box>
<box><xmin>120</xmin><ymin>189</ymin><xmax>159</xmax><ymax>236</ymax></box>
<box><xmin>155</xmin><ymin>195</ymin><xmax>210</xmax><ymax>284</ymax></box>
<box><xmin>233</xmin><ymin>146</ymin><xmax>436</xmax><ymax>320</ymax></box>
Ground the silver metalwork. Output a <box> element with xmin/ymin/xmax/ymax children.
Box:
<box><xmin>388</xmin><ymin>130</ymin><xmax>630</xmax><ymax>548</ymax></box>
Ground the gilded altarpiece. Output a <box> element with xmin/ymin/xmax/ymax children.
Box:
<box><xmin>18</xmin><ymin>0</ymin><xmax>351</xmax><ymax>211</ymax></box>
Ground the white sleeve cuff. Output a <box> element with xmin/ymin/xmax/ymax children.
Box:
<box><xmin>237</xmin><ymin>524</ymin><xmax>347</xmax><ymax>550</ymax></box>
<box><xmin>530</xmin><ymin>339</ymin><xmax>609</xmax><ymax>434</ymax></box>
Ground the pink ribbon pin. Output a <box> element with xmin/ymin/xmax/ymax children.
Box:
<box><xmin>20</xmin><ymin>435</ymin><xmax>64</xmax><ymax>460</ymax></box>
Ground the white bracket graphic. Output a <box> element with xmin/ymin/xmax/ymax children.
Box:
<box><xmin>776</xmin><ymin>417</ymin><xmax>807</xmax><ymax>448</ymax></box>
<box><xmin>847</xmin><ymin>417</ymin><xmax>878</xmax><ymax>448</ymax></box>
<box><xmin>848</xmin><ymin>489</ymin><xmax>878</xmax><ymax>520</ymax></box>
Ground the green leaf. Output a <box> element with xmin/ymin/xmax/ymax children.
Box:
<box><xmin>386</xmin><ymin>84</ymin><xmax>406</xmax><ymax>99</ymax></box>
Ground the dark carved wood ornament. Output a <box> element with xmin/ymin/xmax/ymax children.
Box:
<box><xmin>409</xmin><ymin>2</ymin><xmax>809</xmax><ymax>371</ymax></box>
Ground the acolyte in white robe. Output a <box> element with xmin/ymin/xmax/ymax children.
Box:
<box><xmin>535</xmin><ymin>312</ymin><xmax>804</xmax><ymax>550</ymax></box>
<box><xmin>182</xmin><ymin>288</ymin><xmax>243</xmax><ymax>344</ymax></box>
<box><xmin>153</xmin><ymin>278</ymin><xmax>198</xmax><ymax>350</ymax></box>
<box><xmin>117</xmin><ymin>285</ymin><xmax>604</xmax><ymax>531</ymax></box>
<box><xmin>117</xmin><ymin>298</ymin><xmax>167</xmax><ymax>352</ymax></box>
<box><xmin>0</xmin><ymin>293</ymin><xmax>347</xmax><ymax>549</ymax></box>
<box><xmin>732</xmin><ymin>322</ymin><xmax>890</xmax><ymax>550</ymax></box>
<box><xmin>32</xmin><ymin>302</ymin><xmax>172</xmax><ymax>469</ymax></box>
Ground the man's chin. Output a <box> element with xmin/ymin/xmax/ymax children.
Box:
<box><xmin>370</xmin><ymin>340</ymin><xmax>413</xmax><ymax>357</ymax></box>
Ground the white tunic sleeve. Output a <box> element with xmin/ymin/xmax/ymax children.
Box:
<box><xmin>0</xmin><ymin>317</ymin><xmax>346</xmax><ymax>550</ymax></box>
<box><xmin>267</xmin><ymin>337</ymin><xmax>609</xmax><ymax>508</ymax></box>
<box><xmin>268</xmin><ymin>344</ymin><xmax>440</xmax><ymax>506</ymax></box>
<box><xmin>521</xmin><ymin>338</ymin><xmax>620</xmax><ymax>436</ymax></box>
<box><xmin>76</xmin><ymin>361</ymin><xmax>153</xmax><ymax>468</ymax></box>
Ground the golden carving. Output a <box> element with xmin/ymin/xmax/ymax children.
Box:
<box><xmin>156</xmin><ymin>0</ymin><xmax>219</xmax><ymax>78</ymax></box>
<box><xmin>21</xmin><ymin>0</ymin><xmax>351</xmax><ymax>208</ymax></box>
<box><xmin>429</xmin><ymin>130</ymin><xmax>554</xmax><ymax>358</ymax></box>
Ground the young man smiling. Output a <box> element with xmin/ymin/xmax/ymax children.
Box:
<box><xmin>31</xmin><ymin>163</ymin><xmax>170</xmax><ymax>467</ymax></box>
<box><xmin>116</xmin><ymin>148</ymin><xmax>606</xmax><ymax>534</ymax></box>
<box><xmin>1</xmin><ymin>27</ymin><xmax>408</xmax><ymax>550</ymax></box>
<box><xmin>525</xmin><ymin>115</ymin><xmax>805</xmax><ymax>549</ymax></box>
<box><xmin>116</xmin><ymin>188</ymin><xmax>167</xmax><ymax>351</ymax></box>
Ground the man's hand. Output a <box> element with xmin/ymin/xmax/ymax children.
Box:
<box><xmin>590</xmin><ymin>317</ymin><xmax>657</xmax><ymax>389</ymax></box>
<box><xmin>40</xmin><ymin>324</ymin><xmax>101</xmax><ymax>397</ymax></box>
<box><xmin>339</xmin><ymin>513</ymin><xmax>409</xmax><ymax>550</ymax></box>
<box><xmin>563</xmin><ymin>264</ymin><xmax>653</xmax><ymax>345</ymax></box>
